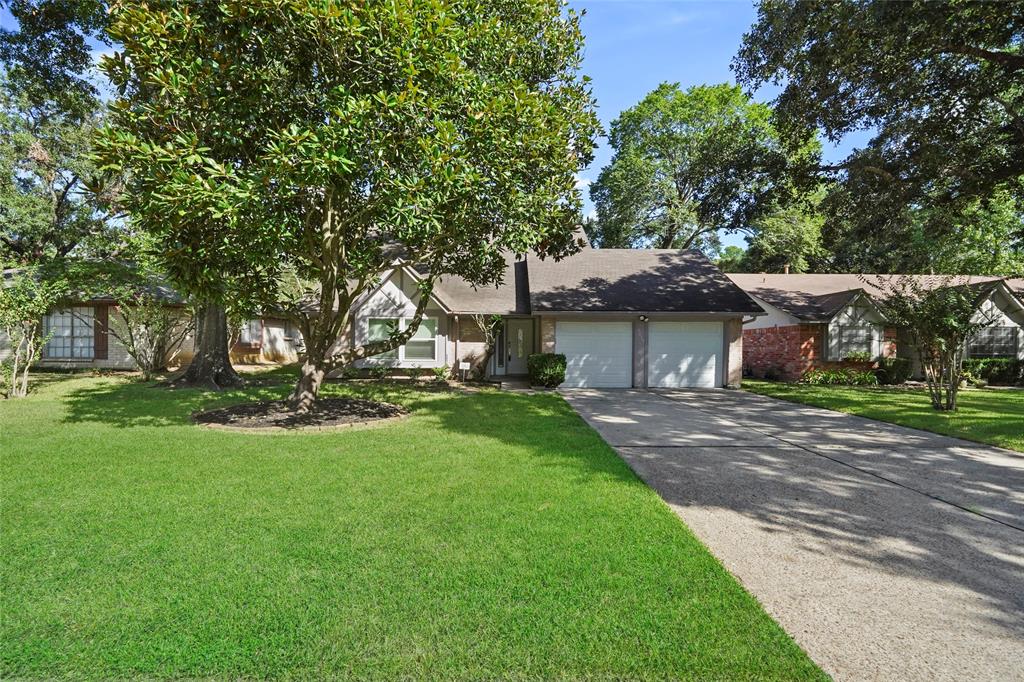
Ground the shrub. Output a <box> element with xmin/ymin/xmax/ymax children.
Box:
<box><xmin>370</xmin><ymin>365</ymin><xmax>389</xmax><ymax>381</ymax></box>
<box><xmin>842</xmin><ymin>350</ymin><xmax>872</xmax><ymax>362</ymax></box>
<box><xmin>875</xmin><ymin>357</ymin><xmax>912</xmax><ymax>385</ymax></box>
<box><xmin>763</xmin><ymin>365</ymin><xmax>785</xmax><ymax>382</ymax></box>
<box><xmin>801</xmin><ymin>368</ymin><xmax>879</xmax><ymax>386</ymax></box>
<box><xmin>431</xmin><ymin>365</ymin><xmax>450</xmax><ymax>382</ymax></box>
<box><xmin>338</xmin><ymin>366</ymin><xmax>359</xmax><ymax>381</ymax></box>
<box><xmin>962</xmin><ymin>358</ymin><xmax>1023</xmax><ymax>386</ymax></box>
<box><xmin>528</xmin><ymin>353</ymin><xmax>566</xmax><ymax>388</ymax></box>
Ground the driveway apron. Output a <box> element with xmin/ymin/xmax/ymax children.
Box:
<box><xmin>562</xmin><ymin>388</ymin><xmax>1024</xmax><ymax>682</ymax></box>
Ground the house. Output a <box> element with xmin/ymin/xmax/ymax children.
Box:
<box><xmin>0</xmin><ymin>268</ymin><xmax>302</xmax><ymax>371</ymax></box>
<box><xmin>350</xmin><ymin>247</ymin><xmax>764</xmax><ymax>388</ymax></box>
<box><xmin>727</xmin><ymin>273</ymin><xmax>1024</xmax><ymax>380</ymax></box>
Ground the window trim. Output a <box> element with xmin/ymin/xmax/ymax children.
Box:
<box><xmin>365</xmin><ymin>316</ymin><xmax>439</xmax><ymax>364</ymax></box>
<box><xmin>43</xmin><ymin>306</ymin><xmax>96</xmax><ymax>360</ymax></box>
<box><xmin>967</xmin><ymin>326</ymin><xmax>1019</xmax><ymax>358</ymax></box>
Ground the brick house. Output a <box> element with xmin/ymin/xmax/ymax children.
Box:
<box><xmin>728</xmin><ymin>274</ymin><xmax>1024</xmax><ymax>381</ymax></box>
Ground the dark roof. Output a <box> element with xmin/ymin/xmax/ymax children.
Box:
<box><xmin>728</xmin><ymin>273</ymin><xmax>1024</xmax><ymax>321</ymax></box>
<box><xmin>432</xmin><ymin>256</ymin><xmax>528</xmax><ymax>315</ymax></box>
<box><xmin>527</xmin><ymin>249</ymin><xmax>765</xmax><ymax>314</ymax></box>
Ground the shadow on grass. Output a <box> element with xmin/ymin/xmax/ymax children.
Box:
<box><xmin>58</xmin><ymin>373</ymin><xmax>637</xmax><ymax>486</ymax></box>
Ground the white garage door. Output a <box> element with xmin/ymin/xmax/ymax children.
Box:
<box><xmin>556</xmin><ymin>321</ymin><xmax>633</xmax><ymax>388</ymax></box>
<box><xmin>647</xmin><ymin>321</ymin><xmax>723</xmax><ymax>388</ymax></box>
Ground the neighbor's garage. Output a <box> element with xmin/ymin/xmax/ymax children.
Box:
<box><xmin>556</xmin><ymin>321</ymin><xmax>633</xmax><ymax>388</ymax></box>
<box><xmin>647</xmin><ymin>320</ymin><xmax>723</xmax><ymax>388</ymax></box>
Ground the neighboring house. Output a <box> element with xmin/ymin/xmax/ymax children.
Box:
<box><xmin>350</xmin><ymin>246</ymin><xmax>764</xmax><ymax>388</ymax></box>
<box><xmin>728</xmin><ymin>274</ymin><xmax>1024</xmax><ymax>380</ymax></box>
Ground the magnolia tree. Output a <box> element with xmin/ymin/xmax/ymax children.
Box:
<box><xmin>874</xmin><ymin>275</ymin><xmax>994</xmax><ymax>411</ymax></box>
<box><xmin>0</xmin><ymin>269</ymin><xmax>66</xmax><ymax>398</ymax></box>
<box><xmin>98</xmin><ymin>0</ymin><xmax>598</xmax><ymax>412</ymax></box>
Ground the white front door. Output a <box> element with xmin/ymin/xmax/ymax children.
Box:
<box><xmin>556</xmin><ymin>321</ymin><xmax>633</xmax><ymax>388</ymax></box>
<box><xmin>647</xmin><ymin>320</ymin><xmax>723</xmax><ymax>388</ymax></box>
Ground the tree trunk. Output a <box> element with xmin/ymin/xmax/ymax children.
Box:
<box><xmin>174</xmin><ymin>303</ymin><xmax>244</xmax><ymax>389</ymax></box>
<box><xmin>289</xmin><ymin>353</ymin><xmax>325</xmax><ymax>414</ymax></box>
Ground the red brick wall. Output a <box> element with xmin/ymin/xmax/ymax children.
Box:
<box><xmin>742</xmin><ymin>324</ymin><xmax>822</xmax><ymax>381</ymax></box>
<box><xmin>744</xmin><ymin>324</ymin><xmax>899</xmax><ymax>381</ymax></box>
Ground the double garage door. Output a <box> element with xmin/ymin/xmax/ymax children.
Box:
<box><xmin>555</xmin><ymin>320</ymin><xmax>723</xmax><ymax>388</ymax></box>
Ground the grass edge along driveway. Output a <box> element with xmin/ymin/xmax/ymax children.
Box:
<box><xmin>744</xmin><ymin>380</ymin><xmax>1024</xmax><ymax>453</ymax></box>
<box><xmin>1</xmin><ymin>372</ymin><xmax>824</xmax><ymax>680</ymax></box>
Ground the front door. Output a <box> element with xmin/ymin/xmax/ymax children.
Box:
<box><xmin>505</xmin><ymin>319</ymin><xmax>534</xmax><ymax>375</ymax></box>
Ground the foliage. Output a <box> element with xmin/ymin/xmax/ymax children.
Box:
<box><xmin>527</xmin><ymin>353</ymin><xmax>567</xmax><ymax>388</ymax></box>
<box><xmin>431</xmin><ymin>364</ymin><xmax>450</xmax><ymax>383</ymax></box>
<box><xmin>735</xmin><ymin>1</ymin><xmax>1024</xmax><ymax>257</ymax></box>
<box><xmin>0</xmin><ymin>0</ymin><xmax>110</xmax><ymax>122</ymax></box>
<box><xmin>0</xmin><ymin>268</ymin><xmax>66</xmax><ymax>397</ymax></box>
<box><xmin>741</xmin><ymin>189</ymin><xmax>828</xmax><ymax>273</ymax></box>
<box><xmin>715</xmin><ymin>246</ymin><xmax>747</xmax><ymax>273</ymax></box>
<box><xmin>874</xmin><ymin>357</ymin><xmax>912</xmax><ymax>386</ymax></box>
<box><xmin>0</xmin><ymin>73</ymin><xmax>119</xmax><ymax>265</ymax></box>
<box><xmin>800</xmin><ymin>367</ymin><xmax>878</xmax><ymax>386</ymax></box>
<box><xmin>587</xmin><ymin>83</ymin><xmax>814</xmax><ymax>253</ymax></box>
<box><xmin>369</xmin><ymin>365</ymin><xmax>389</xmax><ymax>381</ymax></box>
<box><xmin>874</xmin><ymin>275</ymin><xmax>994</xmax><ymax>411</ymax></box>
<box><xmin>962</xmin><ymin>358</ymin><xmax>1024</xmax><ymax>387</ymax></box>
<box><xmin>97</xmin><ymin>0</ymin><xmax>598</xmax><ymax>412</ymax></box>
<box><xmin>841</xmin><ymin>351</ymin><xmax>872</xmax><ymax>363</ymax></box>
<box><xmin>105</xmin><ymin>290</ymin><xmax>192</xmax><ymax>382</ymax></box>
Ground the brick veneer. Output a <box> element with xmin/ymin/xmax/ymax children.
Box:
<box><xmin>743</xmin><ymin>324</ymin><xmax>898</xmax><ymax>381</ymax></box>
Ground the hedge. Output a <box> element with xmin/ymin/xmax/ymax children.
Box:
<box><xmin>528</xmin><ymin>353</ymin><xmax>567</xmax><ymax>388</ymax></box>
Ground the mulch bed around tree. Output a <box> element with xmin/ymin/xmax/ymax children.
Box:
<box><xmin>193</xmin><ymin>398</ymin><xmax>408</xmax><ymax>432</ymax></box>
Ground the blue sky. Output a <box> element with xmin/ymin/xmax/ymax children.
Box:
<box><xmin>570</xmin><ymin>0</ymin><xmax>868</xmax><ymax>249</ymax></box>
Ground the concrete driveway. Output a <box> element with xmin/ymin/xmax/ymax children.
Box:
<box><xmin>562</xmin><ymin>388</ymin><xmax>1024</xmax><ymax>682</ymax></box>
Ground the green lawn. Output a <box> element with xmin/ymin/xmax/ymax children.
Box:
<box><xmin>744</xmin><ymin>380</ymin><xmax>1024</xmax><ymax>452</ymax></box>
<box><xmin>1</xmin><ymin>371</ymin><xmax>822</xmax><ymax>680</ymax></box>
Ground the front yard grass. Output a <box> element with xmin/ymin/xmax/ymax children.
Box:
<box><xmin>1</xmin><ymin>371</ymin><xmax>823</xmax><ymax>680</ymax></box>
<box><xmin>744</xmin><ymin>380</ymin><xmax>1024</xmax><ymax>452</ymax></box>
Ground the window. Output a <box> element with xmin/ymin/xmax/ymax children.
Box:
<box><xmin>239</xmin><ymin>319</ymin><xmax>262</xmax><ymax>345</ymax></box>
<box><xmin>404</xmin><ymin>319</ymin><xmax>437</xmax><ymax>360</ymax></box>
<box><xmin>368</xmin><ymin>318</ymin><xmax>399</xmax><ymax>359</ymax></box>
<box><xmin>367</xmin><ymin>317</ymin><xmax>438</xmax><ymax>362</ymax></box>
<box><xmin>969</xmin><ymin>327</ymin><xmax>1018</xmax><ymax>358</ymax></box>
<box><xmin>839</xmin><ymin>327</ymin><xmax>872</xmax><ymax>357</ymax></box>
<box><xmin>44</xmin><ymin>307</ymin><xmax>94</xmax><ymax>359</ymax></box>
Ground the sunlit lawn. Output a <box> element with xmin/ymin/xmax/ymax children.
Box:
<box><xmin>744</xmin><ymin>380</ymin><xmax>1024</xmax><ymax>452</ymax></box>
<box><xmin>1</xmin><ymin>370</ymin><xmax>823</xmax><ymax>680</ymax></box>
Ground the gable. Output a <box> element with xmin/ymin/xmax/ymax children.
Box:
<box><xmin>973</xmin><ymin>287</ymin><xmax>1024</xmax><ymax>328</ymax></box>
<box><xmin>355</xmin><ymin>268</ymin><xmax>449</xmax><ymax>318</ymax></box>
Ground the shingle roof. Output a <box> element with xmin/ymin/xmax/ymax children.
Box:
<box><xmin>527</xmin><ymin>249</ymin><xmax>765</xmax><ymax>314</ymax></box>
<box><xmin>432</xmin><ymin>257</ymin><xmax>527</xmax><ymax>315</ymax></box>
<box><xmin>727</xmin><ymin>273</ymin><xmax>1024</xmax><ymax>321</ymax></box>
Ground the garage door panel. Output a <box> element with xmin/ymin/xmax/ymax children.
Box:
<box><xmin>556</xmin><ymin>321</ymin><xmax>632</xmax><ymax>388</ymax></box>
<box><xmin>648</xmin><ymin>321</ymin><xmax>722</xmax><ymax>388</ymax></box>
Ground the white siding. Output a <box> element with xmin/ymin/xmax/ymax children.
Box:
<box><xmin>743</xmin><ymin>297</ymin><xmax>800</xmax><ymax>329</ymax></box>
<box><xmin>827</xmin><ymin>298</ymin><xmax>887</xmax><ymax>360</ymax></box>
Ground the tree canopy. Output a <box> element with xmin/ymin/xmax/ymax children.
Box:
<box><xmin>97</xmin><ymin>0</ymin><xmax>599</xmax><ymax>410</ymax></box>
<box><xmin>587</xmin><ymin>82</ymin><xmax>813</xmax><ymax>254</ymax></box>
<box><xmin>734</xmin><ymin>0</ymin><xmax>1024</xmax><ymax>254</ymax></box>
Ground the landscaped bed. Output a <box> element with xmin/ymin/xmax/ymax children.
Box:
<box><xmin>744</xmin><ymin>380</ymin><xmax>1024</xmax><ymax>452</ymax></box>
<box><xmin>1</xmin><ymin>370</ymin><xmax>823</xmax><ymax>680</ymax></box>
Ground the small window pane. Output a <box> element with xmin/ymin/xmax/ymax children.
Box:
<box><xmin>368</xmin><ymin>318</ymin><xmax>398</xmax><ymax>359</ymax></box>
<box><xmin>839</xmin><ymin>326</ymin><xmax>872</xmax><ymax>357</ymax></box>
<box><xmin>44</xmin><ymin>308</ymin><xmax>94</xmax><ymax>359</ymax></box>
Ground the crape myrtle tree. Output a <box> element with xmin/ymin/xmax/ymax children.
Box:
<box><xmin>98</xmin><ymin>0</ymin><xmax>599</xmax><ymax>412</ymax></box>
<box><xmin>874</xmin><ymin>276</ymin><xmax>996</xmax><ymax>412</ymax></box>
<box><xmin>735</xmin><ymin>1</ymin><xmax>1024</xmax><ymax>257</ymax></box>
<box><xmin>586</xmin><ymin>82</ymin><xmax>816</xmax><ymax>253</ymax></box>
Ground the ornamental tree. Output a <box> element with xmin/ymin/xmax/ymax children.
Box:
<box><xmin>0</xmin><ymin>267</ymin><xmax>67</xmax><ymax>398</ymax></box>
<box><xmin>97</xmin><ymin>0</ymin><xmax>598</xmax><ymax>412</ymax></box>
<box><xmin>874</xmin><ymin>276</ymin><xmax>996</xmax><ymax>412</ymax></box>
